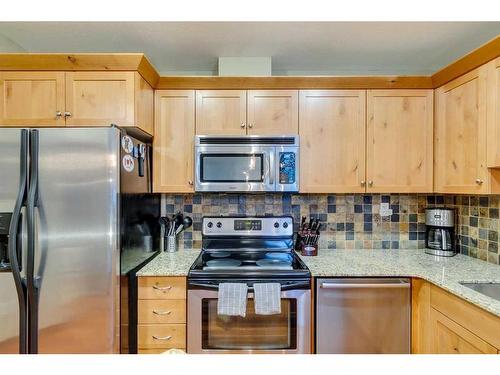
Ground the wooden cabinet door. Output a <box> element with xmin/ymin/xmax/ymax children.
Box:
<box><xmin>65</xmin><ymin>71</ymin><xmax>135</xmax><ymax>126</ymax></box>
<box><xmin>434</xmin><ymin>67</ymin><xmax>489</xmax><ymax>193</ymax></box>
<box><xmin>247</xmin><ymin>90</ymin><xmax>298</xmax><ymax>135</ymax></box>
<box><xmin>487</xmin><ymin>57</ymin><xmax>500</xmax><ymax>168</ymax></box>
<box><xmin>0</xmin><ymin>72</ymin><xmax>65</xmax><ymax>126</ymax></box>
<box><xmin>195</xmin><ymin>90</ymin><xmax>246</xmax><ymax>135</ymax></box>
<box><xmin>153</xmin><ymin>91</ymin><xmax>195</xmax><ymax>193</ymax></box>
<box><xmin>430</xmin><ymin>308</ymin><xmax>497</xmax><ymax>354</ymax></box>
<box><xmin>366</xmin><ymin>90</ymin><xmax>433</xmax><ymax>193</ymax></box>
<box><xmin>299</xmin><ymin>90</ymin><xmax>366</xmax><ymax>193</ymax></box>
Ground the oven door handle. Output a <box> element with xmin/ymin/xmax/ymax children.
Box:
<box><xmin>189</xmin><ymin>280</ymin><xmax>310</xmax><ymax>291</ymax></box>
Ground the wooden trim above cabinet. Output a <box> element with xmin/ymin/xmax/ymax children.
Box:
<box><xmin>0</xmin><ymin>53</ymin><xmax>160</xmax><ymax>88</ymax></box>
<box><xmin>432</xmin><ymin>35</ymin><xmax>500</xmax><ymax>88</ymax></box>
<box><xmin>156</xmin><ymin>75</ymin><xmax>434</xmax><ymax>90</ymax></box>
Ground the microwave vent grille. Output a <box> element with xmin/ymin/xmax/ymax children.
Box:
<box><xmin>198</xmin><ymin>137</ymin><xmax>297</xmax><ymax>145</ymax></box>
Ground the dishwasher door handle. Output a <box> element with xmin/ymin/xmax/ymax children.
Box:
<box><xmin>320</xmin><ymin>282</ymin><xmax>410</xmax><ymax>289</ymax></box>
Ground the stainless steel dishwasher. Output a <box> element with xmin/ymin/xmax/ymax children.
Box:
<box><xmin>316</xmin><ymin>278</ymin><xmax>411</xmax><ymax>354</ymax></box>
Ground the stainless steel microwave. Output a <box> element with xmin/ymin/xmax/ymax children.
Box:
<box><xmin>194</xmin><ymin>135</ymin><xmax>299</xmax><ymax>192</ymax></box>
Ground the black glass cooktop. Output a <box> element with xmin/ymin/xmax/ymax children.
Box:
<box><xmin>189</xmin><ymin>249</ymin><xmax>310</xmax><ymax>279</ymax></box>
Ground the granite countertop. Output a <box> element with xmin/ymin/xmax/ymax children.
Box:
<box><xmin>299</xmin><ymin>249</ymin><xmax>500</xmax><ymax>317</ymax></box>
<box><xmin>137</xmin><ymin>250</ymin><xmax>200</xmax><ymax>276</ymax></box>
<box><xmin>136</xmin><ymin>248</ymin><xmax>500</xmax><ymax>318</ymax></box>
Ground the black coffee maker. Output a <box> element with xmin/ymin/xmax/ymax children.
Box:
<box><xmin>425</xmin><ymin>208</ymin><xmax>456</xmax><ymax>257</ymax></box>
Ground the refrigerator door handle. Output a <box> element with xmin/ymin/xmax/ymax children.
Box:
<box><xmin>7</xmin><ymin>129</ymin><xmax>29</xmax><ymax>354</ymax></box>
<box><xmin>27</xmin><ymin>129</ymin><xmax>40</xmax><ymax>354</ymax></box>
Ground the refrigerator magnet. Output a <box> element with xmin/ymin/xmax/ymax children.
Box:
<box><xmin>122</xmin><ymin>154</ymin><xmax>135</xmax><ymax>172</ymax></box>
<box><xmin>121</xmin><ymin>136</ymin><xmax>134</xmax><ymax>154</ymax></box>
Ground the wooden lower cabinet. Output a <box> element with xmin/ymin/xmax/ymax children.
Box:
<box><xmin>137</xmin><ymin>276</ymin><xmax>187</xmax><ymax>353</ymax></box>
<box><xmin>430</xmin><ymin>308</ymin><xmax>497</xmax><ymax>354</ymax></box>
<box><xmin>411</xmin><ymin>279</ymin><xmax>500</xmax><ymax>354</ymax></box>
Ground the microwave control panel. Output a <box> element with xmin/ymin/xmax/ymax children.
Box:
<box><xmin>279</xmin><ymin>152</ymin><xmax>296</xmax><ymax>184</ymax></box>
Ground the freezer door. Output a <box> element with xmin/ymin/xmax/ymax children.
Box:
<box><xmin>0</xmin><ymin>129</ymin><xmax>25</xmax><ymax>353</ymax></box>
<box><xmin>33</xmin><ymin>127</ymin><xmax>120</xmax><ymax>353</ymax></box>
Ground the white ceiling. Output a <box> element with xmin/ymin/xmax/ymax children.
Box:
<box><xmin>0</xmin><ymin>22</ymin><xmax>499</xmax><ymax>76</ymax></box>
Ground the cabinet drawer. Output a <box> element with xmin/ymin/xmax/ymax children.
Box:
<box><xmin>138</xmin><ymin>300</ymin><xmax>186</xmax><ymax>324</ymax></box>
<box><xmin>138</xmin><ymin>277</ymin><xmax>186</xmax><ymax>300</ymax></box>
<box><xmin>138</xmin><ymin>324</ymin><xmax>186</xmax><ymax>349</ymax></box>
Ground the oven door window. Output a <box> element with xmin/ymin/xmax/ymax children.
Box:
<box><xmin>200</xmin><ymin>154</ymin><xmax>264</xmax><ymax>183</ymax></box>
<box><xmin>201</xmin><ymin>298</ymin><xmax>297</xmax><ymax>350</ymax></box>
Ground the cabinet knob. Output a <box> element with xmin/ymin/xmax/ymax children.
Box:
<box><xmin>64</xmin><ymin>111</ymin><xmax>72</xmax><ymax>118</ymax></box>
<box><xmin>55</xmin><ymin>111</ymin><xmax>62</xmax><ymax>118</ymax></box>
<box><xmin>360</xmin><ymin>181</ymin><xmax>366</xmax><ymax>187</ymax></box>
<box><xmin>240</xmin><ymin>123</ymin><xmax>246</xmax><ymax>128</ymax></box>
<box><xmin>368</xmin><ymin>181</ymin><xmax>373</xmax><ymax>187</ymax></box>
<box><xmin>188</xmin><ymin>180</ymin><xmax>193</xmax><ymax>186</ymax></box>
<box><xmin>248</xmin><ymin>123</ymin><xmax>253</xmax><ymax>128</ymax></box>
<box><xmin>475</xmin><ymin>179</ymin><xmax>484</xmax><ymax>185</ymax></box>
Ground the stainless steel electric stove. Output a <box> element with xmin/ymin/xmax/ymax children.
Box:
<box><xmin>187</xmin><ymin>216</ymin><xmax>311</xmax><ymax>354</ymax></box>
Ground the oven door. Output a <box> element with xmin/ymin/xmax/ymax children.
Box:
<box><xmin>187</xmin><ymin>288</ymin><xmax>311</xmax><ymax>354</ymax></box>
<box><xmin>195</xmin><ymin>146</ymin><xmax>275</xmax><ymax>192</ymax></box>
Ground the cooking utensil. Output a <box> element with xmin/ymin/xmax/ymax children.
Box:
<box><xmin>173</xmin><ymin>212</ymin><xmax>184</xmax><ymax>231</ymax></box>
<box><xmin>175</xmin><ymin>224</ymin><xmax>184</xmax><ymax>235</ymax></box>
<box><xmin>183</xmin><ymin>216</ymin><xmax>193</xmax><ymax>230</ymax></box>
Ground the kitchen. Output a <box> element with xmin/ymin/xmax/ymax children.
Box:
<box><xmin>0</xmin><ymin>9</ymin><xmax>500</xmax><ymax>371</ymax></box>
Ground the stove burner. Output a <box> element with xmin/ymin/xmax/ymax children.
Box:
<box><xmin>206</xmin><ymin>259</ymin><xmax>242</xmax><ymax>268</ymax></box>
<box><xmin>256</xmin><ymin>258</ymin><xmax>293</xmax><ymax>269</ymax></box>
<box><xmin>210</xmin><ymin>251</ymin><xmax>231</xmax><ymax>258</ymax></box>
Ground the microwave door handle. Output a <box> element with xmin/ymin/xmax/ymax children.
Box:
<box><xmin>268</xmin><ymin>152</ymin><xmax>275</xmax><ymax>186</ymax></box>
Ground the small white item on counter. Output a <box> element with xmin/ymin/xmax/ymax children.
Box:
<box><xmin>217</xmin><ymin>283</ymin><xmax>248</xmax><ymax>317</ymax></box>
<box><xmin>253</xmin><ymin>283</ymin><xmax>281</xmax><ymax>315</ymax></box>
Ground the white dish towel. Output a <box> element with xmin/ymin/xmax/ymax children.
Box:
<box><xmin>253</xmin><ymin>283</ymin><xmax>282</xmax><ymax>315</ymax></box>
<box><xmin>217</xmin><ymin>283</ymin><xmax>248</xmax><ymax>317</ymax></box>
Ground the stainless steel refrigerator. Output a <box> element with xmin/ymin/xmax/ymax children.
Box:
<box><xmin>0</xmin><ymin>126</ymin><xmax>159</xmax><ymax>354</ymax></box>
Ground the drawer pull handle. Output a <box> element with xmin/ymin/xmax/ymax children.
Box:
<box><xmin>153</xmin><ymin>310</ymin><xmax>172</xmax><ymax>316</ymax></box>
<box><xmin>152</xmin><ymin>335</ymin><xmax>172</xmax><ymax>341</ymax></box>
<box><xmin>153</xmin><ymin>285</ymin><xmax>172</xmax><ymax>291</ymax></box>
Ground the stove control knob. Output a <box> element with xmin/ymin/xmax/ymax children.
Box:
<box><xmin>282</xmin><ymin>222</ymin><xmax>289</xmax><ymax>229</ymax></box>
<box><xmin>274</xmin><ymin>222</ymin><xmax>280</xmax><ymax>228</ymax></box>
<box><xmin>207</xmin><ymin>222</ymin><xmax>213</xmax><ymax>228</ymax></box>
<box><xmin>216</xmin><ymin>222</ymin><xmax>222</xmax><ymax>228</ymax></box>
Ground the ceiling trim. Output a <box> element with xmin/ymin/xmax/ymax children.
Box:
<box><xmin>0</xmin><ymin>35</ymin><xmax>498</xmax><ymax>89</ymax></box>
<box><xmin>431</xmin><ymin>35</ymin><xmax>500</xmax><ymax>88</ymax></box>
<box><xmin>155</xmin><ymin>75</ymin><xmax>434</xmax><ymax>89</ymax></box>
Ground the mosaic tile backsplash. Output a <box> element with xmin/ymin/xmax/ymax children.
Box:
<box><xmin>161</xmin><ymin>194</ymin><xmax>500</xmax><ymax>265</ymax></box>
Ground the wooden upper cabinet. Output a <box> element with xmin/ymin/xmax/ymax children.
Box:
<box><xmin>486</xmin><ymin>57</ymin><xmax>500</xmax><ymax>168</ymax></box>
<box><xmin>195</xmin><ymin>90</ymin><xmax>246</xmax><ymax>135</ymax></box>
<box><xmin>366</xmin><ymin>90</ymin><xmax>433</xmax><ymax>193</ymax></box>
<box><xmin>434</xmin><ymin>66</ymin><xmax>489</xmax><ymax>194</ymax></box>
<box><xmin>65</xmin><ymin>71</ymin><xmax>135</xmax><ymax>127</ymax></box>
<box><xmin>134</xmin><ymin>73</ymin><xmax>154</xmax><ymax>136</ymax></box>
<box><xmin>247</xmin><ymin>90</ymin><xmax>298</xmax><ymax>135</ymax></box>
<box><xmin>0</xmin><ymin>72</ymin><xmax>65</xmax><ymax>126</ymax></box>
<box><xmin>299</xmin><ymin>90</ymin><xmax>366</xmax><ymax>193</ymax></box>
<box><xmin>154</xmin><ymin>90</ymin><xmax>195</xmax><ymax>193</ymax></box>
